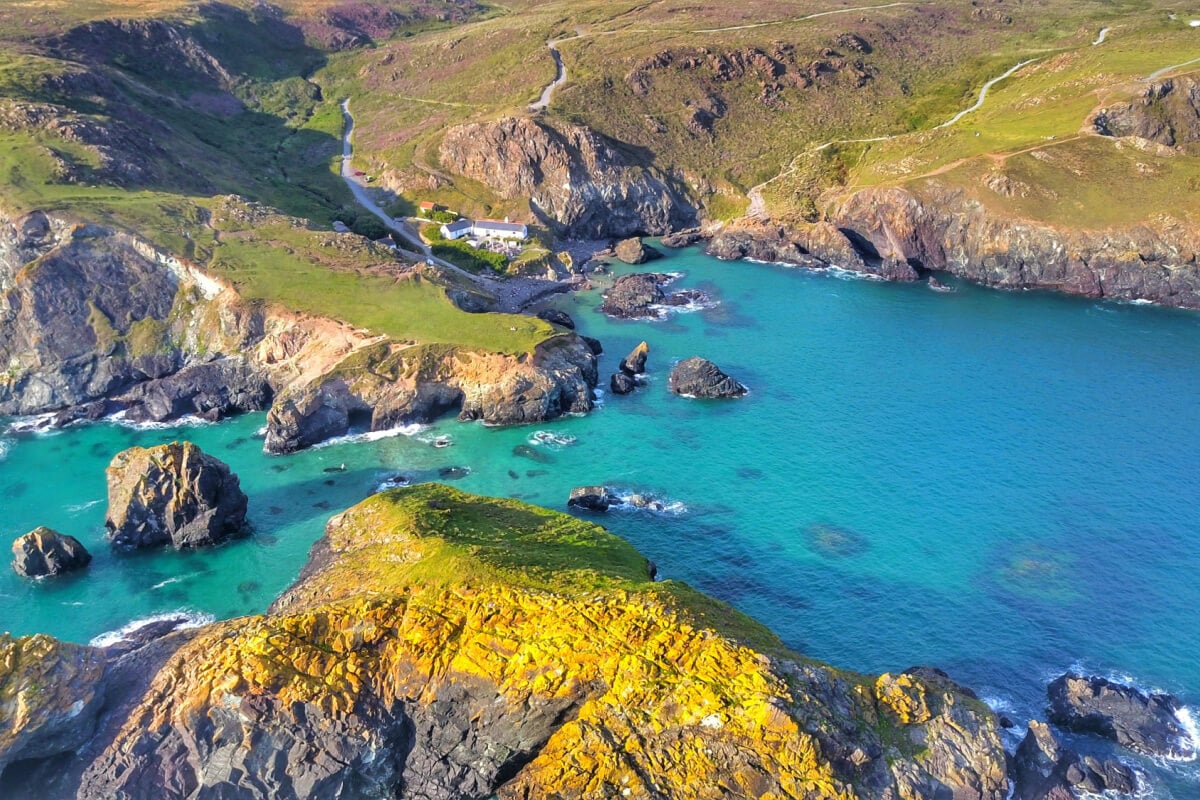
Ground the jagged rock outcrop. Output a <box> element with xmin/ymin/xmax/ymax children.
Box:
<box><xmin>614</xmin><ymin>237</ymin><xmax>662</xmax><ymax>265</ymax></box>
<box><xmin>263</xmin><ymin>336</ymin><xmax>598</xmax><ymax>454</ymax></box>
<box><xmin>669</xmin><ymin>356</ymin><xmax>748</xmax><ymax>398</ymax></box>
<box><xmin>1093</xmin><ymin>76</ymin><xmax>1200</xmax><ymax>148</ymax></box>
<box><xmin>439</xmin><ymin>117</ymin><xmax>696</xmax><ymax>238</ymax></box>
<box><xmin>11</xmin><ymin>527</ymin><xmax>91</xmax><ymax>578</ymax></box>
<box><xmin>1047</xmin><ymin>672</ymin><xmax>1195</xmax><ymax>758</ymax></box>
<box><xmin>600</xmin><ymin>272</ymin><xmax>666</xmax><ymax>317</ymax></box>
<box><xmin>620</xmin><ymin>341</ymin><xmax>649</xmax><ymax>375</ymax></box>
<box><xmin>831</xmin><ymin>185</ymin><xmax>1200</xmax><ymax>307</ymax></box>
<box><xmin>708</xmin><ymin>220</ymin><xmax>920</xmax><ymax>280</ymax></box>
<box><xmin>567</xmin><ymin>485</ymin><xmax>614</xmax><ymax>512</ymax></box>
<box><xmin>610</xmin><ymin>372</ymin><xmax>636</xmax><ymax>394</ymax></box>
<box><xmin>105</xmin><ymin>442</ymin><xmax>248</xmax><ymax>549</ymax></box>
<box><xmin>599</xmin><ymin>273</ymin><xmax>706</xmax><ymax>319</ymax></box>
<box><xmin>1</xmin><ymin>206</ymin><xmax>601</xmax><ymax>451</ymax></box>
<box><xmin>0</xmin><ymin>485</ymin><xmax>1011</xmax><ymax>799</ymax></box>
<box><xmin>1010</xmin><ymin>720</ymin><xmax>1136</xmax><ymax>800</ymax></box>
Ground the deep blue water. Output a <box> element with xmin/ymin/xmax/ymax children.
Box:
<box><xmin>2</xmin><ymin>246</ymin><xmax>1199</xmax><ymax>794</ymax></box>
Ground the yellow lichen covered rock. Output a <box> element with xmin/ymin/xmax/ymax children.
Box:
<box><xmin>1</xmin><ymin>486</ymin><xmax>1008</xmax><ymax>800</ymax></box>
<box><xmin>0</xmin><ymin>634</ymin><xmax>107</xmax><ymax>774</ymax></box>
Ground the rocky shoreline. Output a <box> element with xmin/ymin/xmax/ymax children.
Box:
<box><xmin>688</xmin><ymin>185</ymin><xmax>1200</xmax><ymax>309</ymax></box>
<box><xmin>0</xmin><ymin>208</ymin><xmax>600</xmax><ymax>452</ymax></box>
<box><xmin>2</xmin><ymin>483</ymin><xmax>1188</xmax><ymax>799</ymax></box>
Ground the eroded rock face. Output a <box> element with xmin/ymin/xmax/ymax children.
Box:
<box><xmin>263</xmin><ymin>336</ymin><xmax>598</xmax><ymax>454</ymax></box>
<box><xmin>669</xmin><ymin>356</ymin><xmax>747</xmax><ymax>398</ymax></box>
<box><xmin>1047</xmin><ymin>673</ymin><xmax>1195</xmax><ymax>758</ymax></box>
<box><xmin>1094</xmin><ymin>77</ymin><xmax>1200</xmax><ymax>148</ymax></box>
<box><xmin>105</xmin><ymin>442</ymin><xmax>248</xmax><ymax>549</ymax></box>
<box><xmin>439</xmin><ymin>117</ymin><xmax>696</xmax><ymax>238</ymax></box>
<box><xmin>11</xmin><ymin>527</ymin><xmax>91</xmax><ymax>578</ymax></box>
<box><xmin>707</xmin><ymin>219</ymin><xmax>923</xmax><ymax>280</ymax></box>
<box><xmin>0</xmin><ymin>209</ymin><xmax>278</xmax><ymax>423</ymax></box>
<box><xmin>831</xmin><ymin>186</ymin><xmax>1200</xmax><ymax>308</ymax></box>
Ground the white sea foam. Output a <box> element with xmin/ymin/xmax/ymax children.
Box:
<box><xmin>6</xmin><ymin>412</ymin><xmax>61</xmax><ymax>435</ymax></box>
<box><xmin>66</xmin><ymin>499</ymin><xmax>103</xmax><ymax>514</ymax></box>
<box><xmin>375</xmin><ymin>475</ymin><xmax>412</xmax><ymax>492</ymax></box>
<box><xmin>610</xmin><ymin>488</ymin><xmax>688</xmax><ymax>516</ymax></box>
<box><xmin>315</xmin><ymin>423</ymin><xmax>425</xmax><ymax>449</ymax></box>
<box><xmin>647</xmin><ymin>295</ymin><xmax>719</xmax><ymax>315</ymax></box>
<box><xmin>150</xmin><ymin>573</ymin><xmax>201</xmax><ymax>591</ymax></box>
<box><xmin>0</xmin><ymin>439</ymin><xmax>9</xmax><ymax>461</ymax></box>
<box><xmin>89</xmin><ymin>610</ymin><xmax>215</xmax><ymax>648</ymax></box>
<box><xmin>107</xmin><ymin>410</ymin><xmax>215</xmax><ymax>431</ymax></box>
<box><xmin>529</xmin><ymin>430</ymin><xmax>577</xmax><ymax>447</ymax></box>
<box><xmin>744</xmin><ymin>257</ymin><xmax>885</xmax><ymax>282</ymax></box>
<box><xmin>1174</xmin><ymin>706</ymin><xmax>1200</xmax><ymax>762</ymax></box>
<box><xmin>591</xmin><ymin>388</ymin><xmax>606</xmax><ymax>407</ymax></box>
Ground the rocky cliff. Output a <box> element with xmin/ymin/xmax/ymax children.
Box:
<box><xmin>0</xmin><ymin>209</ymin><xmax>265</xmax><ymax>419</ymax></box>
<box><xmin>832</xmin><ymin>185</ymin><xmax>1200</xmax><ymax>307</ymax></box>
<box><xmin>708</xmin><ymin>183</ymin><xmax>1200</xmax><ymax>307</ymax></box>
<box><xmin>439</xmin><ymin>117</ymin><xmax>696</xmax><ymax>238</ymax></box>
<box><xmin>0</xmin><ymin>206</ymin><xmax>598</xmax><ymax>447</ymax></box>
<box><xmin>263</xmin><ymin>335</ymin><xmax>597</xmax><ymax>454</ymax></box>
<box><xmin>0</xmin><ymin>484</ymin><xmax>1009</xmax><ymax>800</ymax></box>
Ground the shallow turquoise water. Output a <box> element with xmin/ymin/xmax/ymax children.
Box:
<box><xmin>3</xmin><ymin>246</ymin><xmax>1200</xmax><ymax>794</ymax></box>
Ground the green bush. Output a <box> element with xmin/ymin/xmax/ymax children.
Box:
<box><xmin>351</xmin><ymin>215</ymin><xmax>390</xmax><ymax>240</ymax></box>
<box><xmin>432</xmin><ymin>241</ymin><xmax>507</xmax><ymax>274</ymax></box>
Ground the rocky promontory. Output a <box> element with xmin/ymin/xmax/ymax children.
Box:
<box><xmin>105</xmin><ymin>442</ymin><xmax>248</xmax><ymax>549</ymax></box>
<box><xmin>0</xmin><ymin>206</ymin><xmax>602</xmax><ymax>452</ymax></box>
<box><xmin>0</xmin><ymin>485</ymin><xmax>1010</xmax><ymax>799</ymax></box>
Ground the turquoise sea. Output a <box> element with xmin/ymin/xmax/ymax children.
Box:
<box><xmin>3</xmin><ymin>246</ymin><xmax>1200</xmax><ymax>795</ymax></box>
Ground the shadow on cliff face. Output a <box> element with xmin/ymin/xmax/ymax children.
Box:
<box><xmin>35</xmin><ymin>3</ymin><xmax>349</xmax><ymax>222</ymax></box>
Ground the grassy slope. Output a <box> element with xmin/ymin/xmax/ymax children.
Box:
<box><xmin>0</xmin><ymin>0</ymin><xmax>555</xmax><ymax>356</ymax></box>
<box><xmin>292</xmin><ymin>482</ymin><xmax>792</xmax><ymax>656</ymax></box>
<box><xmin>311</xmin><ymin>0</ymin><xmax>1200</xmax><ymax>232</ymax></box>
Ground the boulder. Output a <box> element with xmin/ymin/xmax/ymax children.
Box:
<box><xmin>568</xmin><ymin>485</ymin><xmax>613</xmax><ymax>512</ymax></box>
<box><xmin>1047</xmin><ymin>673</ymin><xmax>1194</xmax><ymax>758</ymax></box>
<box><xmin>105</xmin><ymin>442</ymin><xmax>248</xmax><ymax>549</ymax></box>
<box><xmin>620</xmin><ymin>341</ymin><xmax>649</xmax><ymax>375</ymax></box>
<box><xmin>610</xmin><ymin>372</ymin><xmax>636</xmax><ymax>394</ymax></box>
<box><xmin>536</xmin><ymin>309</ymin><xmax>576</xmax><ymax>330</ymax></box>
<box><xmin>581</xmin><ymin>335</ymin><xmax>604</xmax><ymax>355</ymax></box>
<box><xmin>599</xmin><ymin>273</ymin><xmax>666</xmax><ymax>318</ymax></box>
<box><xmin>11</xmin><ymin>527</ymin><xmax>92</xmax><ymax>578</ymax></box>
<box><xmin>614</xmin><ymin>237</ymin><xmax>663</xmax><ymax>265</ymax></box>
<box><xmin>668</xmin><ymin>357</ymin><xmax>747</xmax><ymax>398</ymax></box>
<box><xmin>1010</xmin><ymin>720</ymin><xmax>1137</xmax><ymax>800</ymax></box>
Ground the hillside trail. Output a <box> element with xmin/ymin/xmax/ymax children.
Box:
<box><xmin>530</xmin><ymin>2</ymin><xmax>921</xmax><ymax>112</ymax></box>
